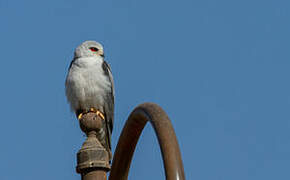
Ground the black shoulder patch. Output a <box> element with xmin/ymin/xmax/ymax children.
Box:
<box><xmin>68</xmin><ymin>58</ymin><xmax>76</xmax><ymax>69</ymax></box>
<box><xmin>102</xmin><ymin>60</ymin><xmax>111</xmax><ymax>76</ymax></box>
<box><xmin>68</xmin><ymin>60</ymin><xmax>74</xmax><ymax>69</ymax></box>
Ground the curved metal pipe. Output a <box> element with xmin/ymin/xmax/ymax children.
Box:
<box><xmin>109</xmin><ymin>103</ymin><xmax>185</xmax><ymax>180</ymax></box>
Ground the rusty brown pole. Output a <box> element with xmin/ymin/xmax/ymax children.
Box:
<box><xmin>76</xmin><ymin>113</ymin><xmax>111</xmax><ymax>180</ymax></box>
<box><xmin>109</xmin><ymin>103</ymin><xmax>185</xmax><ymax>180</ymax></box>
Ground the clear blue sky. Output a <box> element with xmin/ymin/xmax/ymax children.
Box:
<box><xmin>0</xmin><ymin>0</ymin><xmax>290</xmax><ymax>179</ymax></box>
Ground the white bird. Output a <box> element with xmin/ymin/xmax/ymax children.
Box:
<box><xmin>65</xmin><ymin>40</ymin><xmax>114</xmax><ymax>156</ymax></box>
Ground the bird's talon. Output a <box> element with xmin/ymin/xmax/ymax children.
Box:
<box><xmin>78</xmin><ymin>113</ymin><xmax>83</xmax><ymax>120</ymax></box>
<box><xmin>96</xmin><ymin>110</ymin><xmax>105</xmax><ymax>120</ymax></box>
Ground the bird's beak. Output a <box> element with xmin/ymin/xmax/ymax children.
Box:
<box><xmin>98</xmin><ymin>49</ymin><xmax>104</xmax><ymax>57</ymax></box>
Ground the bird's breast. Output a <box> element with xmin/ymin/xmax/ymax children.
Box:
<box><xmin>66</xmin><ymin>57</ymin><xmax>111</xmax><ymax>111</ymax></box>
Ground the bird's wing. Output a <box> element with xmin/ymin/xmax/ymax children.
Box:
<box><xmin>65</xmin><ymin>58</ymin><xmax>77</xmax><ymax>113</ymax></box>
<box><xmin>102</xmin><ymin>60</ymin><xmax>115</xmax><ymax>151</ymax></box>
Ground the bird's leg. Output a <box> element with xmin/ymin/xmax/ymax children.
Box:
<box><xmin>89</xmin><ymin>108</ymin><xmax>105</xmax><ymax>120</ymax></box>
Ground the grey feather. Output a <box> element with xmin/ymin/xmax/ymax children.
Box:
<box><xmin>102</xmin><ymin>61</ymin><xmax>114</xmax><ymax>150</ymax></box>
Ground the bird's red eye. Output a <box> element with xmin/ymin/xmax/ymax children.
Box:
<box><xmin>89</xmin><ymin>47</ymin><xmax>99</xmax><ymax>52</ymax></box>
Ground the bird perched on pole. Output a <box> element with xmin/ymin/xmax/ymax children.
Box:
<box><xmin>65</xmin><ymin>40</ymin><xmax>114</xmax><ymax>158</ymax></box>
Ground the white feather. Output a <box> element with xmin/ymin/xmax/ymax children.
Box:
<box><xmin>65</xmin><ymin>56</ymin><xmax>111</xmax><ymax>113</ymax></box>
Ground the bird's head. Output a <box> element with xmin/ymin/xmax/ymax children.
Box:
<box><xmin>74</xmin><ymin>41</ymin><xmax>104</xmax><ymax>58</ymax></box>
